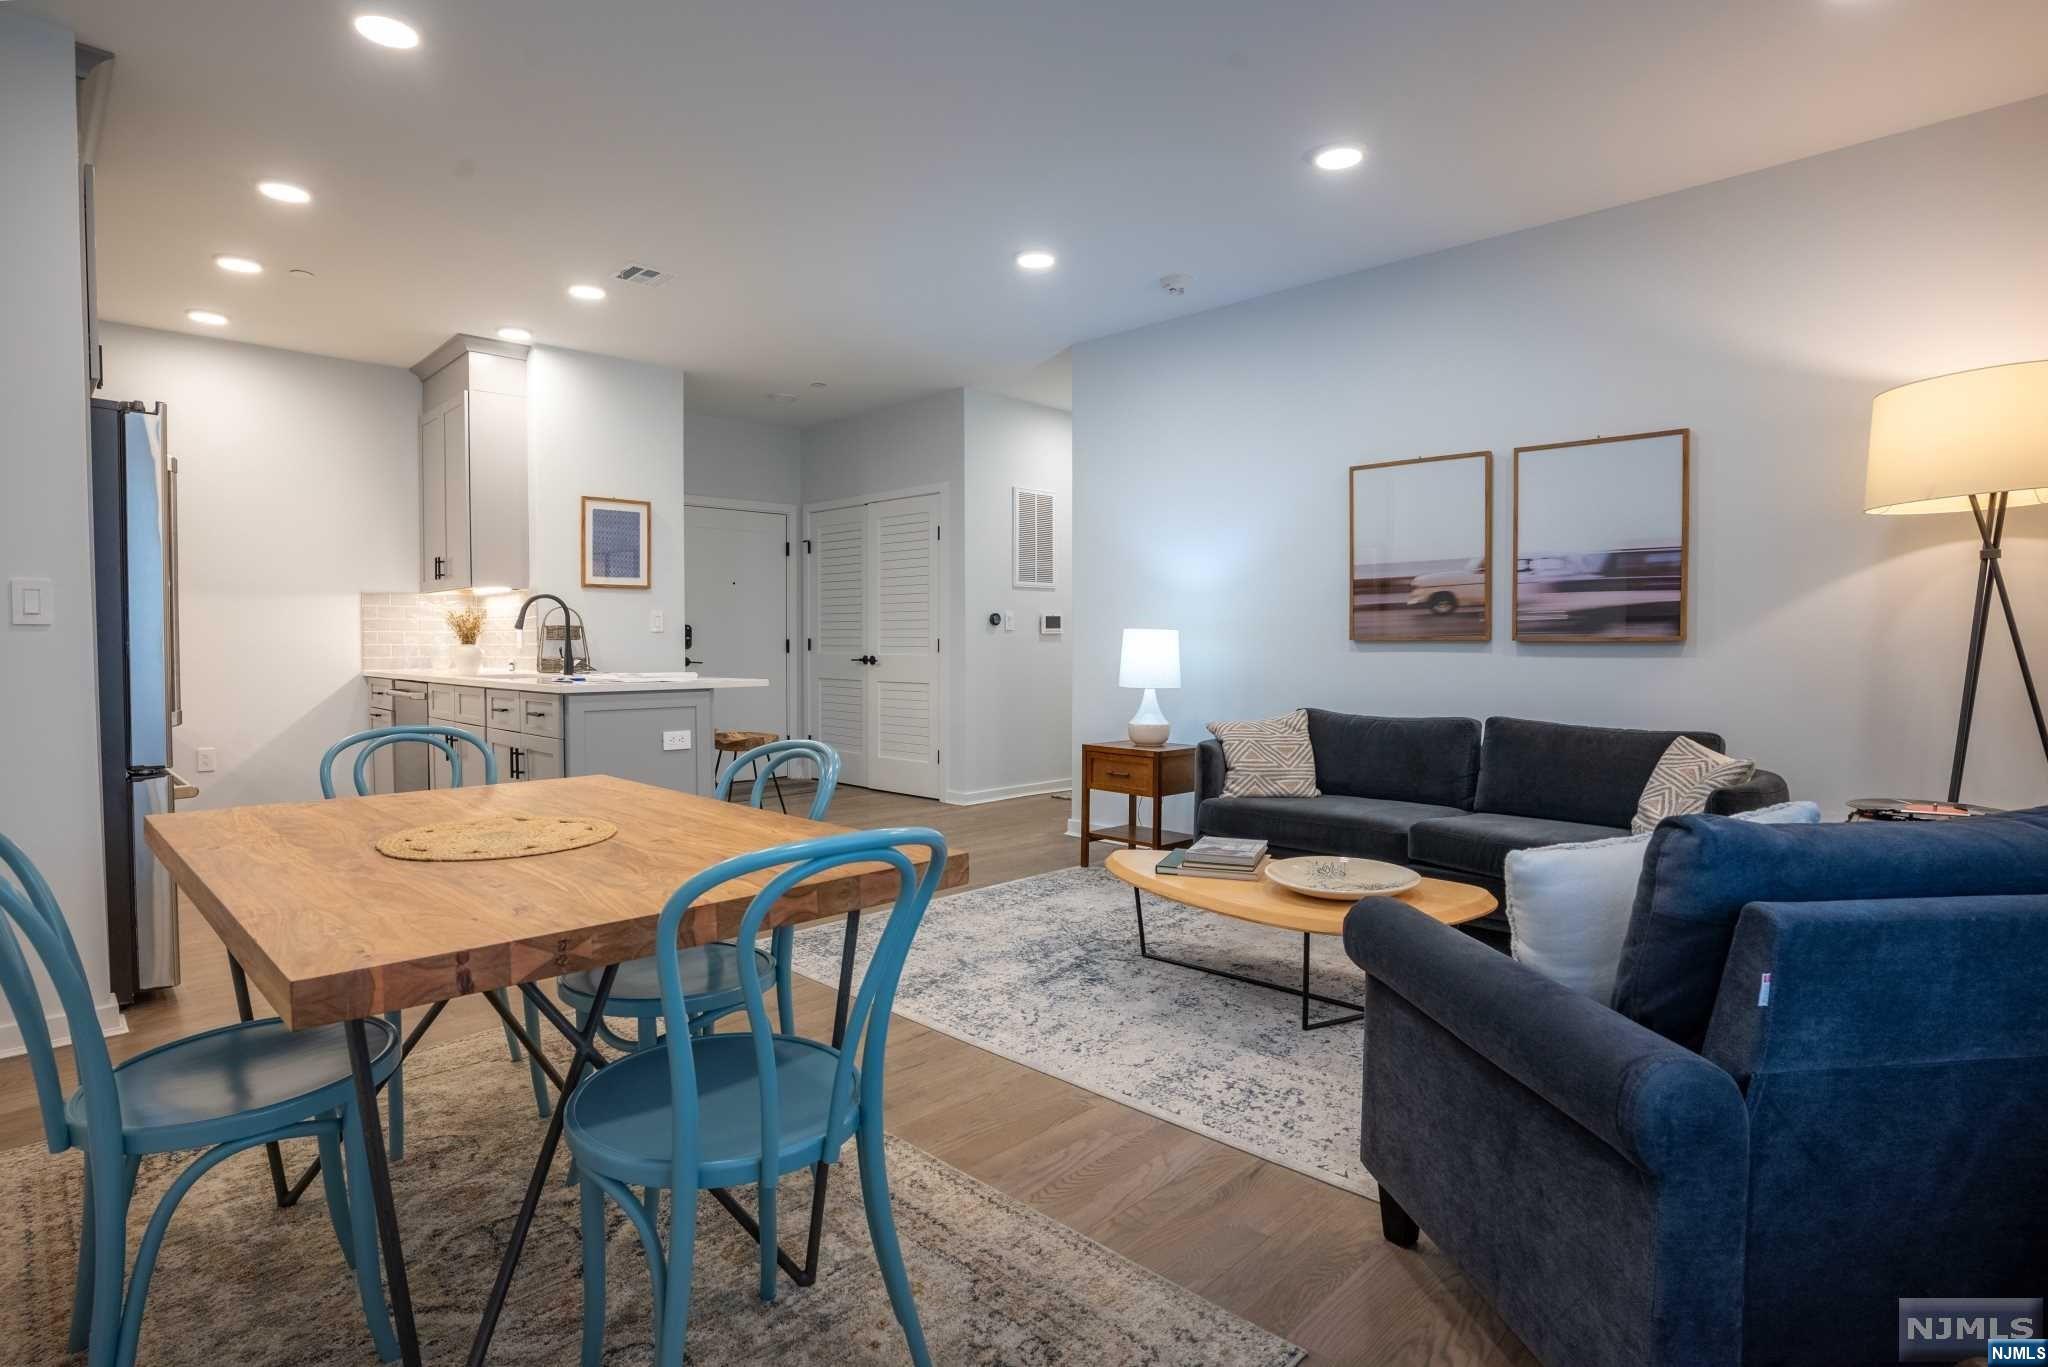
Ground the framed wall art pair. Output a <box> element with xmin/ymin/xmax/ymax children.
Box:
<box><xmin>1347</xmin><ymin>429</ymin><xmax>1688</xmax><ymax>644</ymax></box>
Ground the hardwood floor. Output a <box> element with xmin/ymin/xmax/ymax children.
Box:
<box><xmin>0</xmin><ymin>784</ymin><xmax>1534</xmax><ymax>1366</ymax></box>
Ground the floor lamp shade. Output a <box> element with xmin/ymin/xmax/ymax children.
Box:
<box><xmin>1866</xmin><ymin>359</ymin><xmax>2048</xmax><ymax>515</ymax></box>
<box><xmin>1119</xmin><ymin>628</ymin><xmax>1180</xmax><ymax>746</ymax></box>
<box><xmin>1864</xmin><ymin>358</ymin><xmax>2048</xmax><ymax>801</ymax></box>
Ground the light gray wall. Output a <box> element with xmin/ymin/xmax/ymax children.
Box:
<box><xmin>0</xmin><ymin>12</ymin><xmax>117</xmax><ymax>1047</ymax></box>
<box><xmin>684</xmin><ymin>411</ymin><xmax>802</xmax><ymax>507</ymax></box>
<box><xmin>1073</xmin><ymin>94</ymin><xmax>2048</xmax><ymax>832</ymax></box>
<box><xmin>800</xmin><ymin>391</ymin><xmax>968</xmax><ymax>787</ymax></box>
<box><xmin>959</xmin><ymin>391</ymin><xmax>1073</xmax><ymax>800</ymax></box>
<box><xmin>527</xmin><ymin>347</ymin><xmax>691</xmax><ymax>671</ymax></box>
<box><xmin>99</xmin><ymin>325</ymin><xmax>420</xmax><ymax>808</ymax></box>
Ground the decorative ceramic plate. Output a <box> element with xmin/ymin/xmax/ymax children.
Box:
<box><xmin>1264</xmin><ymin>856</ymin><xmax>1421</xmax><ymax>900</ymax></box>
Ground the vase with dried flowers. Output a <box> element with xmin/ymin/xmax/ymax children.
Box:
<box><xmin>445</xmin><ymin>603</ymin><xmax>487</xmax><ymax>676</ymax></box>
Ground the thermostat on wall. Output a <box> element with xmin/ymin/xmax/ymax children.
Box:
<box><xmin>1039</xmin><ymin>613</ymin><xmax>1063</xmax><ymax>636</ymax></box>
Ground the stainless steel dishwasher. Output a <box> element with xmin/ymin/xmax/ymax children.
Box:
<box><xmin>390</xmin><ymin>681</ymin><xmax>432</xmax><ymax>792</ymax></box>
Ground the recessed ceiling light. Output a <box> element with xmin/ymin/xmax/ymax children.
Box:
<box><xmin>1015</xmin><ymin>250</ymin><xmax>1057</xmax><ymax>272</ymax></box>
<box><xmin>257</xmin><ymin>180</ymin><xmax>312</xmax><ymax>205</ymax></box>
<box><xmin>214</xmin><ymin>255</ymin><xmax>263</xmax><ymax>275</ymax></box>
<box><xmin>567</xmin><ymin>284</ymin><xmax>606</xmax><ymax>302</ymax></box>
<box><xmin>186</xmin><ymin>309</ymin><xmax>228</xmax><ymax>327</ymax></box>
<box><xmin>496</xmin><ymin>326</ymin><xmax>533</xmax><ymax>343</ymax></box>
<box><xmin>352</xmin><ymin>15</ymin><xmax>420</xmax><ymax>49</ymax></box>
<box><xmin>1309</xmin><ymin>144</ymin><xmax>1365</xmax><ymax>172</ymax></box>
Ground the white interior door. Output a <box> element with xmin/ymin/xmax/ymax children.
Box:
<box><xmin>805</xmin><ymin>492</ymin><xmax>944</xmax><ymax>798</ymax></box>
<box><xmin>808</xmin><ymin>502</ymin><xmax>870</xmax><ymax>788</ymax></box>
<box><xmin>865</xmin><ymin>494</ymin><xmax>942</xmax><ymax>798</ymax></box>
<box><xmin>684</xmin><ymin>503</ymin><xmax>791</xmax><ymax>740</ymax></box>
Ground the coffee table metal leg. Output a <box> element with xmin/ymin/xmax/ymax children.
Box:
<box><xmin>1132</xmin><ymin>888</ymin><xmax>1363</xmax><ymax>1031</ymax></box>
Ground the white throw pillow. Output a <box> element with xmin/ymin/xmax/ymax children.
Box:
<box><xmin>1507</xmin><ymin>800</ymin><xmax>1821</xmax><ymax>1003</ymax></box>
<box><xmin>1632</xmin><ymin>736</ymin><xmax>1757</xmax><ymax>834</ymax></box>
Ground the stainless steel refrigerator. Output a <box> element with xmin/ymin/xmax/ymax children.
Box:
<box><xmin>89</xmin><ymin>398</ymin><xmax>193</xmax><ymax>1002</ymax></box>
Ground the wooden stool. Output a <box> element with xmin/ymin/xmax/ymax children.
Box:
<box><xmin>714</xmin><ymin>730</ymin><xmax>787</xmax><ymax>812</ymax></box>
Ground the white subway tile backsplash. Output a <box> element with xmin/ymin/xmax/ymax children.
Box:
<box><xmin>359</xmin><ymin>589</ymin><xmax>531</xmax><ymax>672</ymax></box>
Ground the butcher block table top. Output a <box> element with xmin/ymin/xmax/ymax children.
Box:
<box><xmin>144</xmin><ymin>774</ymin><xmax>967</xmax><ymax>1029</ymax></box>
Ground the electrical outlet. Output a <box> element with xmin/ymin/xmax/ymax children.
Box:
<box><xmin>649</xmin><ymin>608</ymin><xmax>665</xmax><ymax>633</ymax></box>
<box><xmin>194</xmin><ymin>747</ymin><xmax>217</xmax><ymax>773</ymax></box>
<box><xmin>662</xmin><ymin>729</ymin><xmax>691</xmax><ymax>751</ymax></box>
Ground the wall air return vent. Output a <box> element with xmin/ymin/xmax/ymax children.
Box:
<box><xmin>1012</xmin><ymin>486</ymin><xmax>1056</xmax><ymax>590</ymax></box>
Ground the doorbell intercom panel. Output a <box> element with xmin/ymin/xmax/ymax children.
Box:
<box><xmin>1039</xmin><ymin>613</ymin><xmax>1063</xmax><ymax>636</ymax></box>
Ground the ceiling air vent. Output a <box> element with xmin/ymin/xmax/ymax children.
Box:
<box><xmin>612</xmin><ymin>264</ymin><xmax>670</xmax><ymax>287</ymax></box>
<box><xmin>1012</xmin><ymin>487</ymin><xmax>1056</xmax><ymax>590</ymax></box>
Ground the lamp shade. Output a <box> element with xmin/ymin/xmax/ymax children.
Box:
<box><xmin>1866</xmin><ymin>359</ymin><xmax>2048</xmax><ymax>515</ymax></box>
<box><xmin>1118</xmin><ymin>628</ymin><xmax>1181</xmax><ymax>689</ymax></box>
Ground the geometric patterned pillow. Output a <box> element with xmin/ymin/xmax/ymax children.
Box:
<box><xmin>1208</xmin><ymin>709</ymin><xmax>1321</xmax><ymax>798</ymax></box>
<box><xmin>1631</xmin><ymin>736</ymin><xmax>1756</xmax><ymax>834</ymax></box>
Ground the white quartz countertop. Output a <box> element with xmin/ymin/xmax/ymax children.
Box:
<box><xmin>365</xmin><ymin>668</ymin><xmax>769</xmax><ymax>695</ymax></box>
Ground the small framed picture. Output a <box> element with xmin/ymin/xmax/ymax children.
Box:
<box><xmin>1512</xmin><ymin>429</ymin><xmax>1688</xmax><ymax>643</ymax></box>
<box><xmin>581</xmin><ymin>495</ymin><xmax>652</xmax><ymax>589</ymax></box>
<box><xmin>1348</xmin><ymin>450</ymin><xmax>1493</xmax><ymax>643</ymax></box>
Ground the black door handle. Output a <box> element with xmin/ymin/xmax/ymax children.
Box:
<box><xmin>684</xmin><ymin>656</ymin><xmax>702</xmax><ymax>666</ymax></box>
<box><xmin>853</xmin><ymin>654</ymin><xmax>878</xmax><ymax>665</ymax></box>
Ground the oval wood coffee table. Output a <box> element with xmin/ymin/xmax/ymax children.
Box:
<box><xmin>1105</xmin><ymin>848</ymin><xmax>1496</xmax><ymax>1030</ymax></box>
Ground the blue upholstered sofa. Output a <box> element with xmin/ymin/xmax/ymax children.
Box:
<box><xmin>1342</xmin><ymin>805</ymin><xmax>2048</xmax><ymax>1367</ymax></box>
<box><xmin>1197</xmin><ymin>711</ymin><xmax>1789</xmax><ymax>939</ymax></box>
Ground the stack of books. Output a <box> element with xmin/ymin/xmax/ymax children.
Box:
<box><xmin>1157</xmin><ymin>836</ymin><xmax>1269</xmax><ymax>881</ymax></box>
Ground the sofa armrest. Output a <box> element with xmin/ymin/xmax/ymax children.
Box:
<box><xmin>1705</xmin><ymin>767</ymin><xmax>1788</xmax><ymax>815</ymax></box>
<box><xmin>1196</xmin><ymin>738</ymin><xmax>1226</xmax><ymax>803</ymax></box>
<box><xmin>1345</xmin><ymin>897</ymin><xmax>1746</xmax><ymax>1172</ymax></box>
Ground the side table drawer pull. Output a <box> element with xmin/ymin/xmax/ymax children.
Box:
<box><xmin>1104</xmin><ymin>768</ymin><xmax>1132</xmax><ymax>778</ymax></box>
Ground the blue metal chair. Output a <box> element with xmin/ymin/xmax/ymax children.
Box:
<box><xmin>528</xmin><ymin>740</ymin><xmax>840</xmax><ymax>1118</ymax></box>
<box><xmin>0</xmin><ymin>832</ymin><xmax>400</xmax><ymax>1367</ymax></box>
<box><xmin>564</xmin><ymin>825</ymin><xmax>945</xmax><ymax>1367</ymax></box>
<box><xmin>319</xmin><ymin>725</ymin><xmax>532</xmax><ymax>1151</ymax></box>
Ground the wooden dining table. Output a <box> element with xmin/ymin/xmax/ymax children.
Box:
<box><xmin>144</xmin><ymin>773</ymin><xmax>967</xmax><ymax>1367</ymax></box>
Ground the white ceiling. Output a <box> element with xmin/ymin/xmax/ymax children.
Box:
<box><xmin>34</xmin><ymin>0</ymin><xmax>2048</xmax><ymax>427</ymax></box>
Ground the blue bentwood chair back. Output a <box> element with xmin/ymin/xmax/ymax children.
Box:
<box><xmin>0</xmin><ymin>833</ymin><xmax>400</xmax><ymax>1366</ymax></box>
<box><xmin>319</xmin><ymin>724</ymin><xmax>531</xmax><ymax>1148</ymax></box>
<box><xmin>532</xmin><ymin>740</ymin><xmax>842</xmax><ymax>1118</ymax></box>
<box><xmin>564</xmin><ymin>826</ymin><xmax>946</xmax><ymax>1367</ymax></box>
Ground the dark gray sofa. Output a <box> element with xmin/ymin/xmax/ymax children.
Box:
<box><xmin>1196</xmin><ymin>710</ymin><xmax>1789</xmax><ymax>939</ymax></box>
<box><xmin>1343</xmin><ymin>805</ymin><xmax>2048</xmax><ymax>1367</ymax></box>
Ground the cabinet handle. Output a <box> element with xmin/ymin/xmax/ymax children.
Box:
<box><xmin>433</xmin><ymin>555</ymin><xmax>445</xmax><ymax>580</ymax></box>
<box><xmin>509</xmin><ymin>747</ymin><xmax>523</xmax><ymax>781</ymax></box>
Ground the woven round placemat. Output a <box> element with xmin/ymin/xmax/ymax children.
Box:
<box><xmin>374</xmin><ymin>814</ymin><xmax>618</xmax><ymax>862</ymax></box>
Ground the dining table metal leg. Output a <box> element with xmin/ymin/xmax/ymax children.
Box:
<box><xmin>468</xmin><ymin>964</ymin><xmax>619</xmax><ymax>1367</ymax></box>
<box><xmin>346</xmin><ymin>1016</ymin><xmax>422</xmax><ymax>1367</ymax></box>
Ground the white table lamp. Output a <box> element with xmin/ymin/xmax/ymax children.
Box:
<box><xmin>1119</xmin><ymin>628</ymin><xmax>1181</xmax><ymax>746</ymax></box>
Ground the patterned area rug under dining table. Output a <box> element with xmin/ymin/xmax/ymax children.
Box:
<box><xmin>0</xmin><ymin>1029</ymin><xmax>1302</xmax><ymax>1366</ymax></box>
<box><xmin>790</xmin><ymin>865</ymin><xmax>1380</xmax><ymax>1198</ymax></box>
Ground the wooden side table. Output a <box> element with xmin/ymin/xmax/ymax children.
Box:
<box><xmin>1079</xmin><ymin>740</ymin><xmax>1200</xmax><ymax>867</ymax></box>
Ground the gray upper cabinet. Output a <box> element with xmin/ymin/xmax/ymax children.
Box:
<box><xmin>412</xmin><ymin>334</ymin><xmax>530</xmax><ymax>592</ymax></box>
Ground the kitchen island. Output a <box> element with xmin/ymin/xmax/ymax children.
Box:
<box><xmin>363</xmin><ymin>669</ymin><xmax>771</xmax><ymax>797</ymax></box>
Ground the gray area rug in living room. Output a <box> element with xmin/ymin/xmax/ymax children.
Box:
<box><xmin>790</xmin><ymin>865</ymin><xmax>1379</xmax><ymax>1198</ymax></box>
<box><xmin>0</xmin><ymin>1029</ymin><xmax>1301</xmax><ymax>1366</ymax></box>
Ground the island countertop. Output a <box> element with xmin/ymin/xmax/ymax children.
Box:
<box><xmin>363</xmin><ymin>668</ymin><xmax>769</xmax><ymax>695</ymax></box>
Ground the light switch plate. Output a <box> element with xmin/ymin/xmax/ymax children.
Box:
<box><xmin>195</xmin><ymin>747</ymin><xmax>217</xmax><ymax>773</ymax></box>
<box><xmin>10</xmin><ymin>577</ymin><xmax>54</xmax><ymax>626</ymax></box>
<box><xmin>662</xmin><ymin>729</ymin><xmax>691</xmax><ymax>751</ymax></box>
<box><xmin>649</xmin><ymin>608</ymin><xmax>665</xmax><ymax>633</ymax></box>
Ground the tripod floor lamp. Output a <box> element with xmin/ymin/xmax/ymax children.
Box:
<box><xmin>1866</xmin><ymin>359</ymin><xmax>2048</xmax><ymax>801</ymax></box>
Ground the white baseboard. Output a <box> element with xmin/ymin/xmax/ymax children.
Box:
<box><xmin>943</xmin><ymin>778</ymin><xmax>1072</xmax><ymax>807</ymax></box>
<box><xmin>0</xmin><ymin>994</ymin><xmax>128</xmax><ymax>1059</ymax></box>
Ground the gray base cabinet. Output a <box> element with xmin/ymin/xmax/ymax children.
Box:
<box><xmin>376</xmin><ymin>678</ymin><xmax>719</xmax><ymax>796</ymax></box>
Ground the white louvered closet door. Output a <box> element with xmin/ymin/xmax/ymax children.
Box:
<box><xmin>864</xmin><ymin>493</ymin><xmax>942</xmax><ymax>798</ymax></box>
<box><xmin>808</xmin><ymin>502</ymin><xmax>870</xmax><ymax>788</ymax></box>
<box><xmin>805</xmin><ymin>493</ymin><xmax>943</xmax><ymax>799</ymax></box>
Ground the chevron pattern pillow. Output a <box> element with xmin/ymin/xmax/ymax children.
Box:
<box><xmin>1208</xmin><ymin>710</ymin><xmax>1321</xmax><ymax>798</ymax></box>
<box><xmin>1632</xmin><ymin>736</ymin><xmax>1755</xmax><ymax>833</ymax></box>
